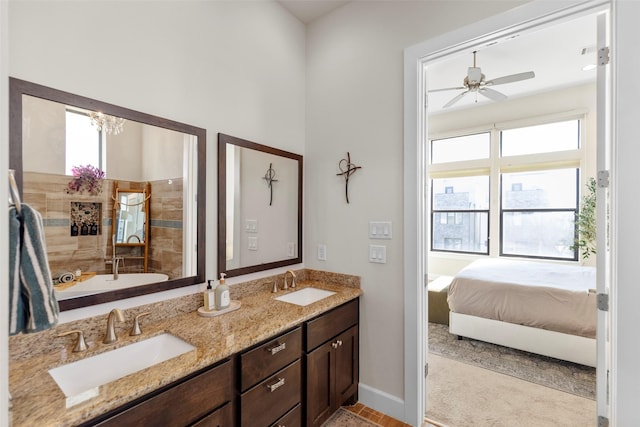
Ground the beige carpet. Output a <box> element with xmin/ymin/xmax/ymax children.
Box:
<box><xmin>426</xmin><ymin>354</ymin><xmax>596</xmax><ymax>427</ymax></box>
<box><xmin>322</xmin><ymin>408</ymin><xmax>381</xmax><ymax>426</ymax></box>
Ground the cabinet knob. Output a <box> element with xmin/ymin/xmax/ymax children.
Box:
<box><xmin>337</xmin><ymin>340</ymin><xmax>343</xmax><ymax>347</ymax></box>
<box><xmin>332</xmin><ymin>342</ymin><xmax>338</xmax><ymax>349</ymax></box>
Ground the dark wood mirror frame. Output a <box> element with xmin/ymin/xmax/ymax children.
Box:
<box><xmin>217</xmin><ymin>133</ymin><xmax>303</xmax><ymax>277</ymax></box>
<box><xmin>9</xmin><ymin>77</ymin><xmax>206</xmax><ymax>311</ymax></box>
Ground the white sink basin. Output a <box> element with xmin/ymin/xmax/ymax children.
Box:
<box><xmin>49</xmin><ymin>333</ymin><xmax>195</xmax><ymax>407</ymax></box>
<box><xmin>275</xmin><ymin>287</ymin><xmax>336</xmax><ymax>306</ymax></box>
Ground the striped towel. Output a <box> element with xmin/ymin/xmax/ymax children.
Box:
<box><xmin>9</xmin><ymin>204</ymin><xmax>59</xmax><ymax>335</ymax></box>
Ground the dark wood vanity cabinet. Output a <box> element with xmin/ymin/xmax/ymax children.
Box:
<box><xmin>87</xmin><ymin>359</ymin><xmax>234</xmax><ymax>427</ymax></box>
<box><xmin>239</xmin><ymin>327</ymin><xmax>303</xmax><ymax>427</ymax></box>
<box><xmin>81</xmin><ymin>298</ymin><xmax>358</xmax><ymax>427</ymax></box>
<box><xmin>305</xmin><ymin>299</ymin><xmax>359</xmax><ymax>427</ymax></box>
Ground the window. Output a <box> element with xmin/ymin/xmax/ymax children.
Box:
<box><xmin>431</xmin><ymin>132</ymin><xmax>490</xmax><ymax>164</ymax></box>
<box><xmin>501</xmin><ymin>119</ymin><xmax>580</xmax><ymax>156</ymax></box>
<box><xmin>431</xmin><ymin>176</ymin><xmax>489</xmax><ymax>254</ymax></box>
<box><xmin>501</xmin><ymin>169</ymin><xmax>578</xmax><ymax>260</ymax></box>
<box><xmin>65</xmin><ymin>110</ymin><xmax>103</xmax><ymax>175</ymax></box>
<box><xmin>429</xmin><ymin>116</ymin><xmax>583</xmax><ymax>260</ymax></box>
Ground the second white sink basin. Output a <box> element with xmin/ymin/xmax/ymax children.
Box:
<box><xmin>49</xmin><ymin>333</ymin><xmax>195</xmax><ymax>406</ymax></box>
<box><xmin>275</xmin><ymin>287</ymin><xmax>336</xmax><ymax>306</ymax></box>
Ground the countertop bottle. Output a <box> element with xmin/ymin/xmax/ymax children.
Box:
<box><xmin>215</xmin><ymin>273</ymin><xmax>230</xmax><ymax>310</ymax></box>
<box><xmin>204</xmin><ymin>280</ymin><xmax>215</xmax><ymax>311</ymax></box>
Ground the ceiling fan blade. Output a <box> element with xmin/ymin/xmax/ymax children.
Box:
<box><xmin>428</xmin><ymin>86</ymin><xmax>466</xmax><ymax>93</ymax></box>
<box><xmin>478</xmin><ymin>87</ymin><xmax>507</xmax><ymax>101</ymax></box>
<box><xmin>442</xmin><ymin>91</ymin><xmax>469</xmax><ymax>108</ymax></box>
<box><xmin>485</xmin><ymin>71</ymin><xmax>535</xmax><ymax>86</ymax></box>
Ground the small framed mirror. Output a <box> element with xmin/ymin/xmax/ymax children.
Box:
<box><xmin>218</xmin><ymin>133</ymin><xmax>303</xmax><ymax>277</ymax></box>
<box><xmin>112</xmin><ymin>181</ymin><xmax>150</xmax><ymax>273</ymax></box>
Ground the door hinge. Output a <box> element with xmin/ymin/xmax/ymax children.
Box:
<box><xmin>598</xmin><ymin>170</ymin><xmax>610</xmax><ymax>188</ymax></box>
<box><xmin>597</xmin><ymin>293</ymin><xmax>609</xmax><ymax>312</ymax></box>
<box><xmin>598</xmin><ymin>46</ymin><xmax>610</xmax><ymax>66</ymax></box>
<box><xmin>598</xmin><ymin>415</ymin><xmax>609</xmax><ymax>427</ymax></box>
<box><xmin>425</xmin><ymin>363</ymin><xmax>429</xmax><ymax>378</ymax></box>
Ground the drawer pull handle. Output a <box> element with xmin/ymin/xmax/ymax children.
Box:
<box><xmin>266</xmin><ymin>377</ymin><xmax>285</xmax><ymax>392</ymax></box>
<box><xmin>267</xmin><ymin>342</ymin><xmax>286</xmax><ymax>355</ymax></box>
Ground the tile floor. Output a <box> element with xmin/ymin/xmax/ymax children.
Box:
<box><xmin>345</xmin><ymin>402</ymin><xmax>440</xmax><ymax>427</ymax></box>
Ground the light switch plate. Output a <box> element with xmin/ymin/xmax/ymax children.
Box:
<box><xmin>369</xmin><ymin>221</ymin><xmax>392</xmax><ymax>239</ymax></box>
<box><xmin>287</xmin><ymin>242</ymin><xmax>296</xmax><ymax>257</ymax></box>
<box><xmin>248</xmin><ymin>236</ymin><xmax>258</xmax><ymax>251</ymax></box>
<box><xmin>317</xmin><ymin>244</ymin><xmax>327</xmax><ymax>261</ymax></box>
<box><xmin>369</xmin><ymin>244</ymin><xmax>386</xmax><ymax>263</ymax></box>
<box><xmin>245</xmin><ymin>219</ymin><xmax>258</xmax><ymax>233</ymax></box>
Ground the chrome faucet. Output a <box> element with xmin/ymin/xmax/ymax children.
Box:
<box><xmin>111</xmin><ymin>235</ymin><xmax>123</xmax><ymax>280</ymax></box>
<box><xmin>103</xmin><ymin>308</ymin><xmax>124</xmax><ymax>344</ymax></box>
<box><xmin>283</xmin><ymin>270</ymin><xmax>297</xmax><ymax>290</ymax></box>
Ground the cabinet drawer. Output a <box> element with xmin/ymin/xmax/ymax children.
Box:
<box><xmin>191</xmin><ymin>401</ymin><xmax>233</xmax><ymax>427</ymax></box>
<box><xmin>305</xmin><ymin>299</ymin><xmax>358</xmax><ymax>352</ymax></box>
<box><xmin>270</xmin><ymin>403</ymin><xmax>301</xmax><ymax>427</ymax></box>
<box><xmin>241</xmin><ymin>327</ymin><xmax>302</xmax><ymax>391</ymax></box>
<box><xmin>241</xmin><ymin>359</ymin><xmax>301</xmax><ymax>427</ymax></box>
<box><xmin>93</xmin><ymin>359</ymin><xmax>233</xmax><ymax>427</ymax></box>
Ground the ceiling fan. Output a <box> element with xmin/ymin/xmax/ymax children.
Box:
<box><xmin>429</xmin><ymin>51</ymin><xmax>535</xmax><ymax>109</ymax></box>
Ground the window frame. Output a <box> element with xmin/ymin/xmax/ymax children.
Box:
<box><xmin>498</xmin><ymin>168</ymin><xmax>580</xmax><ymax>261</ymax></box>
<box><xmin>428</xmin><ymin>111</ymin><xmax>586</xmax><ymax>260</ymax></box>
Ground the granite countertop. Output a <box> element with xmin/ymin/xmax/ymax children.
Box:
<box><xmin>9</xmin><ymin>277</ymin><xmax>361</xmax><ymax>427</ymax></box>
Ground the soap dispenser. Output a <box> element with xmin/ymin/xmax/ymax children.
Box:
<box><xmin>215</xmin><ymin>273</ymin><xmax>230</xmax><ymax>310</ymax></box>
<box><xmin>204</xmin><ymin>280</ymin><xmax>215</xmax><ymax>311</ymax></box>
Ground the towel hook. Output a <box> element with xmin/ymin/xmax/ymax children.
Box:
<box><xmin>8</xmin><ymin>169</ymin><xmax>22</xmax><ymax>215</ymax></box>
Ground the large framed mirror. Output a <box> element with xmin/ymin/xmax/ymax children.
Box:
<box><xmin>218</xmin><ymin>133</ymin><xmax>302</xmax><ymax>277</ymax></box>
<box><xmin>9</xmin><ymin>78</ymin><xmax>206</xmax><ymax>311</ymax></box>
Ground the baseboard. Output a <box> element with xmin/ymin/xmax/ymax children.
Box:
<box><xmin>358</xmin><ymin>383</ymin><xmax>406</xmax><ymax>423</ymax></box>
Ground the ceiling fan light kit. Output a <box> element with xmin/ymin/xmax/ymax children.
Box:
<box><xmin>430</xmin><ymin>51</ymin><xmax>535</xmax><ymax>109</ymax></box>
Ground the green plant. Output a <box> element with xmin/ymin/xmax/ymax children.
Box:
<box><xmin>66</xmin><ymin>164</ymin><xmax>105</xmax><ymax>195</ymax></box>
<box><xmin>572</xmin><ymin>177</ymin><xmax>597</xmax><ymax>260</ymax></box>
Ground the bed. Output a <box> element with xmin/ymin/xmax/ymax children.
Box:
<box><xmin>447</xmin><ymin>258</ymin><xmax>597</xmax><ymax>367</ymax></box>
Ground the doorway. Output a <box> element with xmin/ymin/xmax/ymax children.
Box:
<box><xmin>402</xmin><ymin>1</ymin><xmax>612</xmax><ymax>426</ymax></box>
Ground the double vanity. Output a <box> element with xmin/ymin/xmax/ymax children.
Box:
<box><xmin>9</xmin><ymin>270</ymin><xmax>361</xmax><ymax>427</ymax></box>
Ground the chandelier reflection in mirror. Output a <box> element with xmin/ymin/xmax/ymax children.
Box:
<box><xmin>89</xmin><ymin>111</ymin><xmax>126</xmax><ymax>135</ymax></box>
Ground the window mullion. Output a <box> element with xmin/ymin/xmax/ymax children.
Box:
<box><xmin>489</xmin><ymin>127</ymin><xmax>501</xmax><ymax>256</ymax></box>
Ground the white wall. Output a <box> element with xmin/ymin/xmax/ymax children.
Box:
<box><xmin>7</xmin><ymin>0</ymin><xmax>306</xmax><ymax>318</ymax></box>
<box><xmin>305</xmin><ymin>0</ymin><xmax>527</xmax><ymax>413</ymax></box>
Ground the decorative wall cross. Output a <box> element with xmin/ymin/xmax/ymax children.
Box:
<box><xmin>336</xmin><ymin>152</ymin><xmax>362</xmax><ymax>204</ymax></box>
<box><xmin>263</xmin><ymin>163</ymin><xmax>278</xmax><ymax>206</ymax></box>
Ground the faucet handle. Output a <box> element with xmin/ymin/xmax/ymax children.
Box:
<box><xmin>130</xmin><ymin>311</ymin><xmax>151</xmax><ymax>336</ymax></box>
<box><xmin>58</xmin><ymin>330</ymin><xmax>89</xmax><ymax>352</ymax></box>
<box><xmin>271</xmin><ymin>279</ymin><xmax>279</xmax><ymax>293</ymax></box>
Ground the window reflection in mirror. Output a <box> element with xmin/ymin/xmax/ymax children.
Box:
<box><xmin>10</xmin><ymin>78</ymin><xmax>206</xmax><ymax>311</ymax></box>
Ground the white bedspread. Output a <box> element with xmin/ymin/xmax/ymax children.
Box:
<box><xmin>447</xmin><ymin>258</ymin><xmax>596</xmax><ymax>338</ymax></box>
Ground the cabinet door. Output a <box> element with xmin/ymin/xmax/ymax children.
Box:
<box><xmin>191</xmin><ymin>402</ymin><xmax>233</xmax><ymax>427</ymax></box>
<box><xmin>335</xmin><ymin>325</ymin><xmax>359</xmax><ymax>407</ymax></box>
<box><xmin>305</xmin><ymin>340</ymin><xmax>335</xmax><ymax>427</ymax></box>
<box><xmin>91</xmin><ymin>360</ymin><xmax>233</xmax><ymax>427</ymax></box>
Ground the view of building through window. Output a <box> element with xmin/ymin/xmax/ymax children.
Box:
<box><xmin>430</xmin><ymin>118</ymin><xmax>581</xmax><ymax>261</ymax></box>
